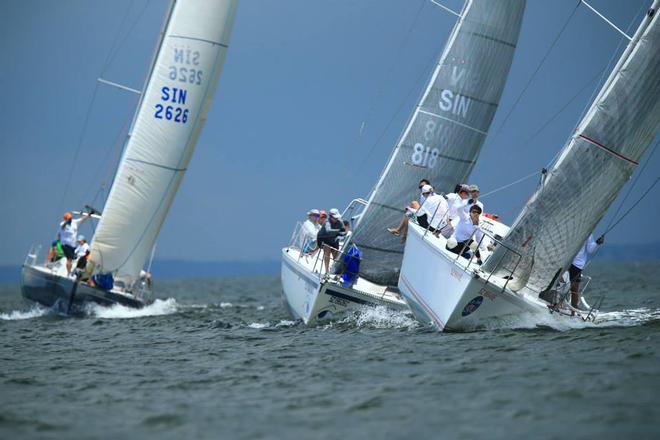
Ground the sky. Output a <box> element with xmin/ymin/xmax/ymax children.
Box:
<box><xmin>1</xmin><ymin>0</ymin><xmax>658</xmax><ymax>267</ymax></box>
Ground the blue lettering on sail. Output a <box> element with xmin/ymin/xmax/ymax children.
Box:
<box><xmin>154</xmin><ymin>86</ymin><xmax>189</xmax><ymax>123</ymax></box>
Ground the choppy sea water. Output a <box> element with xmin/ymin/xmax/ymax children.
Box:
<box><xmin>1</xmin><ymin>261</ymin><xmax>659</xmax><ymax>439</ymax></box>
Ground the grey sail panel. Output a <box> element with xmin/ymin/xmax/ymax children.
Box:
<box><xmin>351</xmin><ymin>0</ymin><xmax>526</xmax><ymax>285</ymax></box>
<box><xmin>483</xmin><ymin>3</ymin><xmax>660</xmax><ymax>293</ymax></box>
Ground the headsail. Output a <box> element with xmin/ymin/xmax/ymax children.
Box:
<box><xmin>483</xmin><ymin>1</ymin><xmax>660</xmax><ymax>292</ymax></box>
<box><xmin>350</xmin><ymin>0</ymin><xmax>526</xmax><ymax>285</ymax></box>
<box><xmin>90</xmin><ymin>0</ymin><xmax>238</xmax><ymax>287</ymax></box>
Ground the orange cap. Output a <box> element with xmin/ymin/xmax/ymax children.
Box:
<box><xmin>63</xmin><ymin>212</ymin><xmax>73</xmax><ymax>220</ymax></box>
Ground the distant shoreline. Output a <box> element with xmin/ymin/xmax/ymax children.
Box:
<box><xmin>2</xmin><ymin>243</ymin><xmax>658</xmax><ymax>285</ymax></box>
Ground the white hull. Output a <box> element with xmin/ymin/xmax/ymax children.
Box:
<box><xmin>399</xmin><ymin>223</ymin><xmax>586</xmax><ymax>331</ymax></box>
<box><xmin>281</xmin><ymin>247</ymin><xmax>408</xmax><ymax>325</ymax></box>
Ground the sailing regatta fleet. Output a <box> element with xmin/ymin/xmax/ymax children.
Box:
<box><xmin>21</xmin><ymin>0</ymin><xmax>660</xmax><ymax>331</ymax></box>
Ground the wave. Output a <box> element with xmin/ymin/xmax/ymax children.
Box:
<box><xmin>85</xmin><ymin>298</ymin><xmax>178</xmax><ymax>319</ymax></box>
<box><xmin>0</xmin><ymin>306</ymin><xmax>49</xmax><ymax>321</ymax></box>
<box><xmin>334</xmin><ymin>306</ymin><xmax>419</xmax><ymax>330</ymax></box>
<box><xmin>248</xmin><ymin>320</ymin><xmax>298</xmax><ymax>329</ymax></box>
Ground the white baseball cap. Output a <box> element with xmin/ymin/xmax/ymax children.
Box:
<box><xmin>421</xmin><ymin>184</ymin><xmax>433</xmax><ymax>194</ymax></box>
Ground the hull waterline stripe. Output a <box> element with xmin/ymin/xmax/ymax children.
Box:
<box><xmin>578</xmin><ymin>134</ymin><xmax>639</xmax><ymax>165</ymax></box>
<box><xmin>400</xmin><ymin>274</ymin><xmax>446</xmax><ymax>330</ymax></box>
<box><xmin>324</xmin><ymin>288</ymin><xmax>377</xmax><ymax>307</ymax></box>
<box><xmin>418</xmin><ymin>110</ymin><xmax>488</xmax><ymax>135</ymax></box>
<box><xmin>169</xmin><ymin>35</ymin><xmax>228</xmax><ymax>48</ymax></box>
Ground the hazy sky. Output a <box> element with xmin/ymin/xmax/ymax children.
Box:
<box><xmin>1</xmin><ymin>0</ymin><xmax>658</xmax><ymax>266</ymax></box>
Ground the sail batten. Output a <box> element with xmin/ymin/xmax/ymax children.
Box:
<box><xmin>483</xmin><ymin>1</ymin><xmax>660</xmax><ymax>292</ymax></box>
<box><xmin>90</xmin><ymin>0</ymin><xmax>238</xmax><ymax>287</ymax></box>
<box><xmin>350</xmin><ymin>0</ymin><xmax>527</xmax><ymax>285</ymax></box>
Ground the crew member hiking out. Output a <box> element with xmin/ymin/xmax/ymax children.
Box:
<box><xmin>57</xmin><ymin>211</ymin><xmax>91</xmax><ymax>276</ymax></box>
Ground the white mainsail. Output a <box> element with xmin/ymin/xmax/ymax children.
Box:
<box><xmin>350</xmin><ymin>0</ymin><xmax>526</xmax><ymax>285</ymax></box>
<box><xmin>90</xmin><ymin>0</ymin><xmax>238</xmax><ymax>287</ymax></box>
<box><xmin>483</xmin><ymin>1</ymin><xmax>660</xmax><ymax>292</ymax></box>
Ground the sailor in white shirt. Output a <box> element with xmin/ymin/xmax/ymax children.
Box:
<box><xmin>456</xmin><ymin>184</ymin><xmax>484</xmax><ymax>221</ymax></box>
<box><xmin>58</xmin><ymin>211</ymin><xmax>91</xmax><ymax>275</ymax></box>
<box><xmin>74</xmin><ymin>235</ymin><xmax>91</xmax><ymax>271</ymax></box>
<box><xmin>568</xmin><ymin>233</ymin><xmax>604</xmax><ymax>310</ymax></box>
<box><xmin>75</xmin><ymin>235</ymin><xmax>91</xmax><ymax>258</ymax></box>
<box><xmin>446</xmin><ymin>184</ymin><xmax>470</xmax><ymax>219</ymax></box>
<box><xmin>417</xmin><ymin>185</ymin><xmax>450</xmax><ymax>237</ymax></box>
<box><xmin>302</xmin><ymin>209</ymin><xmax>321</xmax><ymax>254</ymax></box>
<box><xmin>446</xmin><ymin>204</ymin><xmax>486</xmax><ymax>264</ymax></box>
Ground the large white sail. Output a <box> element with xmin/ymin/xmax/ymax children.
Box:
<box><xmin>90</xmin><ymin>0</ymin><xmax>238</xmax><ymax>286</ymax></box>
<box><xmin>350</xmin><ymin>0</ymin><xmax>526</xmax><ymax>285</ymax></box>
<box><xmin>483</xmin><ymin>1</ymin><xmax>660</xmax><ymax>292</ymax></box>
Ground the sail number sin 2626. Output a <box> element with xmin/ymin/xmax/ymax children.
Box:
<box><xmin>154</xmin><ymin>86</ymin><xmax>189</xmax><ymax>124</ymax></box>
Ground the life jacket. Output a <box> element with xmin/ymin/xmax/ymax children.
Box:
<box><xmin>54</xmin><ymin>241</ymin><xmax>65</xmax><ymax>259</ymax></box>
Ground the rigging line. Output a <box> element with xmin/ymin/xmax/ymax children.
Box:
<box><xmin>58</xmin><ymin>1</ymin><xmax>150</xmax><ymax>214</ymax></box>
<box><xmin>102</xmin><ymin>0</ymin><xmax>153</xmax><ymax>75</ymax></box>
<box><xmin>84</xmin><ymin>107</ymin><xmax>134</xmax><ymax>205</ymax></box>
<box><xmin>603</xmin><ymin>173</ymin><xmax>660</xmax><ymax>235</ymax></box>
<box><xmin>479</xmin><ymin>170</ymin><xmax>541</xmax><ymax>199</ymax></box>
<box><xmin>605</xmin><ymin>137</ymin><xmax>660</xmax><ymax>231</ymax></box>
<box><xmin>353</xmin><ymin>50</ymin><xmax>439</xmax><ymax>174</ymax></box>
<box><xmin>100</xmin><ymin>0</ymin><xmax>135</xmax><ymax>72</ymax></box>
<box><xmin>58</xmin><ymin>82</ymin><xmax>101</xmax><ymax>213</ymax></box>
<box><xmin>429</xmin><ymin>0</ymin><xmax>462</xmax><ymax>18</ymax></box>
<box><xmin>580</xmin><ymin>0</ymin><xmax>633</xmax><ymax>41</ymax></box>
<box><xmin>479</xmin><ymin>69</ymin><xmax>603</xmax><ymax>200</ymax></box>
<box><xmin>571</xmin><ymin>0</ymin><xmax>648</xmax><ymax>144</ymax></box>
<box><xmin>357</xmin><ymin>0</ymin><xmax>427</xmax><ymax>138</ymax></box>
<box><xmin>490</xmin><ymin>1</ymin><xmax>581</xmax><ymax>143</ymax></box>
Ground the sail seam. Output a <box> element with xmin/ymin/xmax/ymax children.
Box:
<box><xmin>464</xmin><ymin>31</ymin><xmax>517</xmax><ymax>48</ymax></box>
<box><xmin>125</xmin><ymin>158</ymin><xmax>187</xmax><ymax>172</ymax></box>
<box><xmin>169</xmin><ymin>35</ymin><xmax>228</xmax><ymax>48</ymax></box>
<box><xmin>578</xmin><ymin>134</ymin><xmax>639</xmax><ymax>165</ymax></box>
<box><xmin>399</xmin><ymin>147</ymin><xmax>476</xmax><ymax>165</ymax></box>
<box><xmin>425</xmin><ymin>91</ymin><xmax>499</xmax><ymax>107</ymax></box>
<box><xmin>418</xmin><ymin>109</ymin><xmax>488</xmax><ymax>134</ymax></box>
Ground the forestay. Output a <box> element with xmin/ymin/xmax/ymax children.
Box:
<box><xmin>90</xmin><ymin>0</ymin><xmax>238</xmax><ymax>287</ymax></box>
<box><xmin>483</xmin><ymin>1</ymin><xmax>660</xmax><ymax>292</ymax></box>
<box><xmin>350</xmin><ymin>0</ymin><xmax>526</xmax><ymax>285</ymax></box>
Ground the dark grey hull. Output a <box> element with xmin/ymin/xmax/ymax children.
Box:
<box><xmin>21</xmin><ymin>264</ymin><xmax>148</xmax><ymax>314</ymax></box>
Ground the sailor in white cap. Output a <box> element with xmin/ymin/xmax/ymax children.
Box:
<box><xmin>457</xmin><ymin>184</ymin><xmax>484</xmax><ymax>220</ymax></box>
<box><xmin>74</xmin><ymin>235</ymin><xmax>91</xmax><ymax>271</ymax></box>
<box><xmin>302</xmin><ymin>209</ymin><xmax>321</xmax><ymax>254</ymax></box>
<box><xmin>317</xmin><ymin>208</ymin><xmax>346</xmax><ymax>272</ymax></box>
<box><xmin>417</xmin><ymin>185</ymin><xmax>451</xmax><ymax>237</ymax></box>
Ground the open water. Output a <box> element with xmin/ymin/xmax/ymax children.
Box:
<box><xmin>1</xmin><ymin>261</ymin><xmax>659</xmax><ymax>439</ymax></box>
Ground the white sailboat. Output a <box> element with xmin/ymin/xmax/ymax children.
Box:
<box><xmin>21</xmin><ymin>0</ymin><xmax>238</xmax><ymax>313</ymax></box>
<box><xmin>398</xmin><ymin>1</ymin><xmax>660</xmax><ymax>331</ymax></box>
<box><xmin>281</xmin><ymin>0</ymin><xmax>526</xmax><ymax>324</ymax></box>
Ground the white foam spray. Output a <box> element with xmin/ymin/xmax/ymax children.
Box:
<box><xmin>0</xmin><ymin>306</ymin><xmax>49</xmax><ymax>321</ymax></box>
<box><xmin>86</xmin><ymin>298</ymin><xmax>178</xmax><ymax>319</ymax></box>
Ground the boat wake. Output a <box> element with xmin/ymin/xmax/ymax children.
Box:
<box><xmin>333</xmin><ymin>306</ymin><xmax>419</xmax><ymax>330</ymax></box>
<box><xmin>248</xmin><ymin>320</ymin><xmax>298</xmax><ymax>330</ymax></box>
<box><xmin>85</xmin><ymin>298</ymin><xmax>178</xmax><ymax>319</ymax></box>
<box><xmin>467</xmin><ymin>307</ymin><xmax>660</xmax><ymax>332</ymax></box>
<box><xmin>0</xmin><ymin>306</ymin><xmax>49</xmax><ymax>321</ymax></box>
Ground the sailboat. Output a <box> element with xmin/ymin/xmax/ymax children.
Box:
<box><xmin>21</xmin><ymin>0</ymin><xmax>238</xmax><ymax>313</ymax></box>
<box><xmin>398</xmin><ymin>0</ymin><xmax>660</xmax><ymax>331</ymax></box>
<box><xmin>281</xmin><ymin>0</ymin><xmax>526</xmax><ymax>324</ymax></box>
